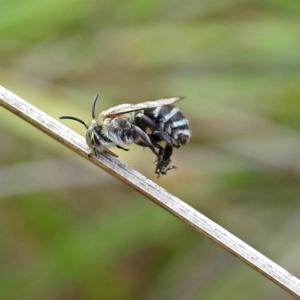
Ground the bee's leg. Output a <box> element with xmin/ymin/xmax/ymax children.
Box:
<box><xmin>88</xmin><ymin>146</ymin><xmax>97</xmax><ymax>157</ymax></box>
<box><xmin>131</xmin><ymin>125</ymin><xmax>158</xmax><ymax>157</ymax></box>
<box><xmin>135</xmin><ymin>113</ymin><xmax>158</xmax><ymax>129</ymax></box>
<box><xmin>116</xmin><ymin>145</ymin><xmax>129</xmax><ymax>151</ymax></box>
<box><xmin>155</xmin><ymin>144</ymin><xmax>177</xmax><ymax>177</ymax></box>
<box><xmin>135</xmin><ymin>113</ymin><xmax>179</xmax><ymax>148</ymax></box>
<box><xmin>152</xmin><ymin>130</ymin><xmax>180</xmax><ymax>148</ymax></box>
<box><xmin>89</xmin><ymin>146</ymin><xmax>118</xmax><ymax>158</ymax></box>
<box><xmin>157</xmin><ymin>122</ymin><xmax>181</xmax><ymax>148</ymax></box>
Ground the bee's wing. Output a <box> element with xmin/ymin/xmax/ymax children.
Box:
<box><xmin>102</xmin><ymin>97</ymin><xmax>184</xmax><ymax>118</ymax></box>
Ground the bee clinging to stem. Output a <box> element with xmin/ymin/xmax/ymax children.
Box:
<box><xmin>60</xmin><ymin>95</ymin><xmax>190</xmax><ymax>176</ymax></box>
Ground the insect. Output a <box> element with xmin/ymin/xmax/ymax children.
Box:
<box><xmin>134</xmin><ymin>103</ymin><xmax>190</xmax><ymax>176</ymax></box>
<box><xmin>60</xmin><ymin>95</ymin><xmax>190</xmax><ymax>176</ymax></box>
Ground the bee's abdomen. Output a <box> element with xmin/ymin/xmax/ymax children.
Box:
<box><xmin>144</xmin><ymin>105</ymin><xmax>190</xmax><ymax>145</ymax></box>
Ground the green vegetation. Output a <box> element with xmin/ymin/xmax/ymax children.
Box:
<box><xmin>0</xmin><ymin>1</ymin><xmax>300</xmax><ymax>299</ymax></box>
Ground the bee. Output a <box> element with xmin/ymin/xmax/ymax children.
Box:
<box><xmin>134</xmin><ymin>103</ymin><xmax>190</xmax><ymax>176</ymax></box>
<box><xmin>60</xmin><ymin>95</ymin><xmax>190</xmax><ymax>176</ymax></box>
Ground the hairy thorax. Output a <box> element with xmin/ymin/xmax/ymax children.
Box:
<box><xmin>100</xmin><ymin>113</ymin><xmax>136</xmax><ymax>146</ymax></box>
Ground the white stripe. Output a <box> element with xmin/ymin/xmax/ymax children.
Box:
<box><xmin>162</xmin><ymin>107</ymin><xmax>179</xmax><ymax>122</ymax></box>
<box><xmin>152</xmin><ymin>107</ymin><xmax>161</xmax><ymax>118</ymax></box>
<box><xmin>171</xmin><ymin>118</ymin><xmax>189</xmax><ymax>127</ymax></box>
<box><xmin>178</xmin><ymin>129</ymin><xmax>190</xmax><ymax>136</ymax></box>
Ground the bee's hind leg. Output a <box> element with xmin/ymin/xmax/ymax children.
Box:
<box><xmin>152</xmin><ymin>130</ymin><xmax>180</xmax><ymax>149</ymax></box>
<box><xmin>155</xmin><ymin>144</ymin><xmax>177</xmax><ymax>177</ymax></box>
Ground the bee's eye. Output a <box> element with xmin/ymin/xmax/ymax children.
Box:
<box><xmin>86</xmin><ymin>129</ymin><xmax>95</xmax><ymax>149</ymax></box>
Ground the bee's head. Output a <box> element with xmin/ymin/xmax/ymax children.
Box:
<box><xmin>85</xmin><ymin>119</ymin><xmax>100</xmax><ymax>150</ymax></box>
<box><xmin>59</xmin><ymin>95</ymin><xmax>100</xmax><ymax>151</ymax></box>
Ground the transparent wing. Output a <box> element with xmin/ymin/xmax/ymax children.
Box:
<box><xmin>102</xmin><ymin>97</ymin><xmax>184</xmax><ymax>118</ymax></box>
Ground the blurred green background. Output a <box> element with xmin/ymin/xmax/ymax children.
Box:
<box><xmin>1</xmin><ymin>0</ymin><xmax>300</xmax><ymax>299</ymax></box>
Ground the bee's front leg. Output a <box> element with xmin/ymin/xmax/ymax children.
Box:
<box><xmin>116</xmin><ymin>145</ymin><xmax>129</xmax><ymax>151</ymax></box>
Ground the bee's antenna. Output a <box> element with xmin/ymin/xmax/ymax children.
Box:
<box><xmin>91</xmin><ymin>95</ymin><xmax>98</xmax><ymax>119</ymax></box>
<box><xmin>59</xmin><ymin>116</ymin><xmax>88</xmax><ymax>129</ymax></box>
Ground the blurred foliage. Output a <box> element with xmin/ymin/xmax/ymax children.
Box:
<box><xmin>0</xmin><ymin>0</ymin><xmax>300</xmax><ymax>299</ymax></box>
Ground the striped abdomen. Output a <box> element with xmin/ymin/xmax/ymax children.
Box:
<box><xmin>143</xmin><ymin>105</ymin><xmax>190</xmax><ymax>146</ymax></box>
